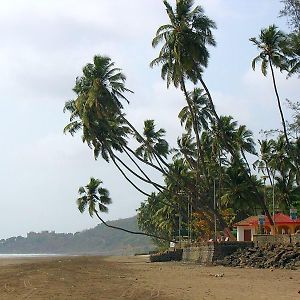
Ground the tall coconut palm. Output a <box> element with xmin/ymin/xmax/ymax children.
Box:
<box><xmin>150</xmin><ymin>0</ymin><xmax>216</xmax><ymax>87</ymax></box>
<box><xmin>151</xmin><ymin>0</ymin><xmax>273</xmax><ymax>227</ymax></box>
<box><xmin>250</xmin><ymin>25</ymin><xmax>290</xmax><ymax>146</ymax></box>
<box><xmin>251</xmin><ymin>26</ymin><xmax>300</xmax><ymax>185</ymax></box>
<box><xmin>150</xmin><ymin>0</ymin><xmax>216</xmax><ymax>184</ymax></box>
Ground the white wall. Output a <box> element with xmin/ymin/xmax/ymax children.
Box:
<box><xmin>237</xmin><ymin>226</ymin><xmax>244</xmax><ymax>241</ymax></box>
<box><xmin>237</xmin><ymin>226</ymin><xmax>255</xmax><ymax>241</ymax></box>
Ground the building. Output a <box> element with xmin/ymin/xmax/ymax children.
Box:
<box><xmin>234</xmin><ymin>213</ymin><xmax>300</xmax><ymax>241</ymax></box>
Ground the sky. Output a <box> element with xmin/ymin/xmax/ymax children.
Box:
<box><xmin>0</xmin><ymin>0</ymin><xmax>299</xmax><ymax>239</ymax></box>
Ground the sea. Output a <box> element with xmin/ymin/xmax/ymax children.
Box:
<box><xmin>0</xmin><ymin>254</ymin><xmax>63</xmax><ymax>258</ymax></box>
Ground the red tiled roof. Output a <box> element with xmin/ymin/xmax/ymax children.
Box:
<box><xmin>234</xmin><ymin>216</ymin><xmax>258</xmax><ymax>227</ymax></box>
<box><xmin>272</xmin><ymin>213</ymin><xmax>295</xmax><ymax>224</ymax></box>
<box><xmin>234</xmin><ymin>213</ymin><xmax>300</xmax><ymax>227</ymax></box>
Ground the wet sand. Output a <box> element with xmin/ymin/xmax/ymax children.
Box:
<box><xmin>0</xmin><ymin>255</ymin><xmax>299</xmax><ymax>299</ymax></box>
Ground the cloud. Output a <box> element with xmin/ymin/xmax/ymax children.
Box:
<box><xmin>0</xmin><ymin>0</ymin><xmax>296</xmax><ymax>239</ymax></box>
<box><xmin>208</xmin><ymin>67</ymin><xmax>299</xmax><ymax>138</ymax></box>
<box><xmin>0</xmin><ymin>132</ymin><xmax>148</xmax><ymax>238</ymax></box>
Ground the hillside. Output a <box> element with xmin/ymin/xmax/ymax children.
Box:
<box><xmin>0</xmin><ymin>216</ymin><xmax>155</xmax><ymax>255</ymax></box>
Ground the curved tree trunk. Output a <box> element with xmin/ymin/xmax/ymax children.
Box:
<box><xmin>113</xmin><ymin>152</ymin><xmax>166</xmax><ymax>192</ymax></box>
<box><xmin>109</xmin><ymin>151</ymin><xmax>152</xmax><ymax>198</ymax></box>
<box><xmin>124</xmin><ymin>145</ymin><xmax>168</xmax><ymax>175</ymax></box>
<box><xmin>94</xmin><ymin>211</ymin><xmax>175</xmax><ymax>243</ymax></box>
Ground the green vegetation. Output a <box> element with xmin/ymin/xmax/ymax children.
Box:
<box><xmin>64</xmin><ymin>0</ymin><xmax>300</xmax><ymax>246</ymax></box>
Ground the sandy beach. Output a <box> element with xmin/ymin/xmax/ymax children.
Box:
<box><xmin>0</xmin><ymin>255</ymin><xmax>299</xmax><ymax>299</ymax></box>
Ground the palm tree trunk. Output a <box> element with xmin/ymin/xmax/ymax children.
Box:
<box><xmin>124</xmin><ymin>145</ymin><xmax>168</xmax><ymax>175</ymax></box>
<box><xmin>94</xmin><ymin>211</ymin><xmax>174</xmax><ymax>242</ymax></box>
<box><xmin>179</xmin><ymin>78</ymin><xmax>209</xmax><ymax>184</ymax></box>
<box><xmin>241</xmin><ymin>149</ymin><xmax>251</xmax><ymax>174</ymax></box>
<box><xmin>269</xmin><ymin>61</ymin><xmax>300</xmax><ymax>185</ymax></box>
<box><xmin>199</xmin><ymin>76</ymin><xmax>274</xmax><ymax>225</ymax></box>
<box><xmin>108</xmin><ymin>151</ymin><xmax>152</xmax><ymax>198</ymax></box>
<box><xmin>109</xmin><ymin>149</ymin><xmax>178</xmax><ymax>210</ymax></box>
<box><xmin>263</xmin><ymin>161</ymin><xmax>274</xmax><ymax>186</ymax></box>
<box><xmin>154</xmin><ymin>154</ymin><xmax>166</xmax><ymax>173</ymax></box>
<box><xmin>269</xmin><ymin>61</ymin><xmax>290</xmax><ymax>147</ymax></box>
<box><xmin>113</xmin><ymin>152</ymin><xmax>166</xmax><ymax>192</ymax></box>
<box><xmin>122</xmin><ymin>146</ymin><xmax>166</xmax><ymax>192</ymax></box>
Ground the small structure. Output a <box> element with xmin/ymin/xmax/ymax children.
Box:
<box><xmin>234</xmin><ymin>213</ymin><xmax>300</xmax><ymax>241</ymax></box>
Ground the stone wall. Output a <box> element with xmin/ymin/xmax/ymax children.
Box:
<box><xmin>292</xmin><ymin>234</ymin><xmax>300</xmax><ymax>244</ymax></box>
<box><xmin>253</xmin><ymin>234</ymin><xmax>300</xmax><ymax>246</ymax></box>
<box><xmin>182</xmin><ymin>241</ymin><xmax>253</xmax><ymax>264</ymax></box>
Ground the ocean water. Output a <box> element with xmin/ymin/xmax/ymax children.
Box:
<box><xmin>0</xmin><ymin>254</ymin><xmax>63</xmax><ymax>258</ymax></box>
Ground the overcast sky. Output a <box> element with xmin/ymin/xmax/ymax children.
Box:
<box><xmin>0</xmin><ymin>0</ymin><xmax>298</xmax><ymax>239</ymax></box>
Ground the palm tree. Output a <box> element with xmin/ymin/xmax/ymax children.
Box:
<box><xmin>285</xmin><ymin>31</ymin><xmax>300</xmax><ymax>77</ymax></box>
<box><xmin>73</xmin><ymin>55</ymin><xmax>133</xmax><ymax>112</ymax></box>
<box><xmin>135</xmin><ymin>120</ymin><xmax>169</xmax><ymax>165</ymax></box>
<box><xmin>151</xmin><ymin>0</ymin><xmax>274</xmax><ymax>227</ymax></box>
<box><xmin>174</xmin><ymin>133</ymin><xmax>197</xmax><ymax>169</ymax></box>
<box><xmin>64</xmin><ymin>55</ymin><xmax>134</xmax><ymax>161</ymax></box>
<box><xmin>221</xmin><ymin>163</ymin><xmax>258</xmax><ymax>222</ymax></box>
<box><xmin>235</xmin><ymin>125</ymin><xmax>257</xmax><ymax>172</ymax></box>
<box><xmin>64</xmin><ymin>56</ymin><xmax>169</xmax><ymax>196</ymax></box>
<box><xmin>253</xmin><ymin>139</ymin><xmax>276</xmax><ymax>185</ymax></box>
<box><xmin>150</xmin><ymin>0</ymin><xmax>216</xmax><ymax>87</ymax></box>
<box><xmin>77</xmin><ymin>177</ymin><xmax>112</xmax><ymax>217</ymax></box>
<box><xmin>77</xmin><ymin>178</ymin><xmax>173</xmax><ymax>242</ymax></box>
<box><xmin>150</xmin><ymin>0</ymin><xmax>216</xmax><ymax>184</ymax></box>
<box><xmin>250</xmin><ymin>25</ymin><xmax>290</xmax><ymax>146</ymax></box>
<box><xmin>178</xmin><ymin>88</ymin><xmax>211</xmax><ymax>132</ymax></box>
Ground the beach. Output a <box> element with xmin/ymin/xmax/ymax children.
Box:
<box><xmin>0</xmin><ymin>255</ymin><xmax>299</xmax><ymax>299</ymax></box>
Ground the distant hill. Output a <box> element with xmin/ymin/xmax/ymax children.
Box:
<box><xmin>0</xmin><ymin>216</ymin><xmax>155</xmax><ymax>255</ymax></box>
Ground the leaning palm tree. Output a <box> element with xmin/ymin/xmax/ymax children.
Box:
<box><xmin>73</xmin><ymin>55</ymin><xmax>133</xmax><ymax>112</ymax></box>
<box><xmin>64</xmin><ymin>56</ymin><xmax>170</xmax><ymax>196</ymax></box>
<box><xmin>250</xmin><ymin>25</ymin><xmax>290</xmax><ymax>146</ymax></box>
<box><xmin>77</xmin><ymin>177</ymin><xmax>173</xmax><ymax>242</ymax></box>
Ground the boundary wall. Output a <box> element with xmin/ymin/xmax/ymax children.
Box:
<box><xmin>182</xmin><ymin>241</ymin><xmax>253</xmax><ymax>264</ymax></box>
<box><xmin>253</xmin><ymin>233</ymin><xmax>300</xmax><ymax>246</ymax></box>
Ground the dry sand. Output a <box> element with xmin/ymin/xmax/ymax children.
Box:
<box><xmin>0</xmin><ymin>255</ymin><xmax>299</xmax><ymax>299</ymax></box>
